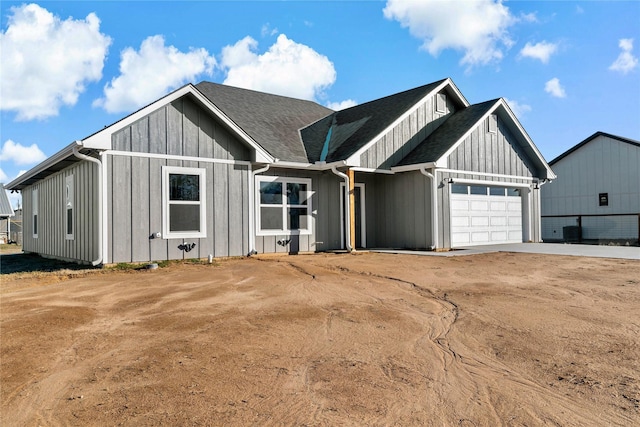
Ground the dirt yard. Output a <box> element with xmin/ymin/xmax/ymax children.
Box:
<box><xmin>1</xmin><ymin>251</ymin><xmax>638</xmax><ymax>426</ymax></box>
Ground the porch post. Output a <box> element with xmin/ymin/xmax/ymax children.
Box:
<box><xmin>348</xmin><ymin>169</ymin><xmax>356</xmax><ymax>250</ymax></box>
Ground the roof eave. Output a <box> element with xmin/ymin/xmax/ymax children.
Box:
<box><xmin>4</xmin><ymin>141</ymin><xmax>80</xmax><ymax>190</ymax></box>
<box><xmin>343</xmin><ymin>78</ymin><xmax>469</xmax><ymax>164</ymax></box>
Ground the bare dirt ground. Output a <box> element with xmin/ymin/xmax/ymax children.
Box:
<box><xmin>1</xmin><ymin>251</ymin><xmax>639</xmax><ymax>426</ymax></box>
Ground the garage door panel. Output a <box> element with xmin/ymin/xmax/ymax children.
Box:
<box><xmin>471</xmin><ymin>216</ymin><xmax>489</xmax><ymax>226</ymax></box>
<box><xmin>451</xmin><ymin>200</ymin><xmax>469</xmax><ymax>210</ymax></box>
<box><xmin>470</xmin><ymin>201</ymin><xmax>489</xmax><ymax>211</ymax></box>
<box><xmin>471</xmin><ymin>232</ymin><xmax>489</xmax><ymax>243</ymax></box>
<box><xmin>451</xmin><ymin>189</ymin><xmax>523</xmax><ymax>248</ymax></box>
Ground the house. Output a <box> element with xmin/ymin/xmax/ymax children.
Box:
<box><xmin>0</xmin><ymin>187</ymin><xmax>15</xmax><ymax>244</ymax></box>
<box><xmin>541</xmin><ymin>132</ymin><xmax>640</xmax><ymax>245</ymax></box>
<box><xmin>4</xmin><ymin>78</ymin><xmax>555</xmax><ymax>265</ymax></box>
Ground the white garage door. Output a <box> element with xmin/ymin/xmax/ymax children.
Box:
<box><xmin>450</xmin><ymin>184</ymin><xmax>523</xmax><ymax>247</ymax></box>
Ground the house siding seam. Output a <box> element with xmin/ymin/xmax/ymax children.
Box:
<box><xmin>21</xmin><ymin>161</ymin><xmax>99</xmax><ymax>263</ymax></box>
<box><xmin>446</xmin><ymin>116</ymin><xmax>535</xmax><ymax>178</ymax></box>
<box><xmin>360</xmin><ymin>92</ymin><xmax>456</xmax><ymax>170</ymax></box>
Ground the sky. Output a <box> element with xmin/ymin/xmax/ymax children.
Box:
<box><xmin>1</xmin><ymin>0</ymin><xmax>639</xmax><ymax>208</ymax></box>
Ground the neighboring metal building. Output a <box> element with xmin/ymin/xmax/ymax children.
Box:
<box><xmin>0</xmin><ymin>187</ymin><xmax>15</xmax><ymax>244</ymax></box>
<box><xmin>5</xmin><ymin>78</ymin><xmax>555</xmax><ymax>265</ymax></box>
<box><xmin>541</xmin><ymin>132</ymin><xmax>640</xmax><ymax>245</ymax></box>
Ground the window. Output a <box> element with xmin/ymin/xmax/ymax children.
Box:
<box><xmin>487</xmin><ymin>114</ymin><xmax>498</xmax><ymax>133</ymax></box>
<box><xmin>257</xmin><ymin>176</ymin><xmax>311</xmax><ymax>235</ymax></box>
<box><xmin>32</xmin><ymin>189</ymin><xmax>38</xmax><ymax>238</ymax></box>
<box><xmin>470</xmin><ymin>185</ymin><xmax>488</xmax><ymax>195</ymax></box>
<box><xmin>436</xmin><ymin>93</ymin><xmax>447</xmax><ymax>113</ymax></box>
<box><xmin>451</xmin><ymin>184</ymin><xmax>469</xmax><ymax>194</ymax></box>
<box><xmin>599</xmin><ymin>193</ymin><xmax>608</xmax><ymax>206</ymax></box>
<box><xmin>162</xmin><ymin>166</ymin><xmax>206</xmax><ymax>239</ymax></box>
<box><xmin>65</xmin><ymin>175</ymin><xmax>74</xmax><ymax>240</ymax></box>
<box><xmin>490</xmin><ymin>187</ymin><xmax>506</xmax><ymax>196</ymax></box>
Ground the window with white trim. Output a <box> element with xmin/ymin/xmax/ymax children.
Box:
<box><xmin>65</xmin><ymin>175</ymin><xmax>74</xmax><ymax>240</ymax></box>
<box><xmin>162</xmin><ymin>166</ymin><xmax>206</xmax><ymax>239</ymax></box>
<box><xmin>257</xmin><ymin>176</ymin><xmax>312</xmax><ymax>235</ymax></box>
<box><xmin>32</xmin><ymin>189</ymin><xmax>38</xmax><ymax>238</ymax></box>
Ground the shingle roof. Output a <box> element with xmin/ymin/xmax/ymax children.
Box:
<box><xmin>549</xmin><ymin>131</ymin><xmax>640</xmax><ymax>166</ymax></box>
<box><xmin>195</xmin><ymin>82</ymin><xmax>334</xmax><ymax>163</ymax></box>
<box><xmin>301</xmin><ymin>79</ymin><xmax>448</xmax><ymax>163</ymax></box>
<box><xmin>0</xmin><ymin>186</ymin><xmax>14</xmax><ymax>216</ymax></box>
<box><xmin>396</xmin><ymin>99</ymin><xmax>498</xmax><ymax>166</ymax></box>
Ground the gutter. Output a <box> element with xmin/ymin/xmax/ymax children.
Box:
<box><xmin>419</xmin><ymin>166</ymin><xmax>438</xmax><ymax>251</ymax></box>
<box><xmin>330</xmin><ymin>164</ymin><xmax>353</xmax><ymax>252</ymax></box>
<box><xmin>71</xmin><ymin>141</ymin><xmax>103</xmax><ymax>266</ymax></box>
<box><xmin>248</xmin><ymin>163</ymin><xmax>271</xmax><ymax>255</ymax></box>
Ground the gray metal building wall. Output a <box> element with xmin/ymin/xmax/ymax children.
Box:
<box><xmin>542</xmin><ymin>135</ymin><xmax>640</xmax><ymax>216</ymax></box>
<box><xmin>21</xmin><ymin>160</ymin><xmax>99</xmax><ymax>263</ymax></box>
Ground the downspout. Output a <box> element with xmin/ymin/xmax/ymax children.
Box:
<box><xmin>72</xmin><ymin>142</ymin><xmax>103</xmax><ymax>266</ymax></box>
<box><xmin>248</xmin><ymin>164</ymin><xmax>271</xmax><ymax>256</ymax></box>
<box><xmin>420</xmin><ymin>166</ymin><xmax>438</xmax><ymax>250</ymax></box>
<box><xmin>330</xmin><ymin>165</ymin><xmax>353</xmax><ymax>252</ymax></box>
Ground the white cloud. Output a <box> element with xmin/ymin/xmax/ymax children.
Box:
<box><xmin>94</xmin><ymin>35</ymin><xmax>216</xmax><ymax>113</ymax></box>
<box><xmin>609</xmin><ymin>38</ymin><xmax>638</xmax><ymax>74</ymax></box>
<box><xmin>519</xmin><ymin>41</ymin><xmax>558</xmax><ymax>63</ymax></box>
<box><xmin>520</xmin><ymin>12</ymin><xmax>538</xmax><ymax>23</ymax></box>
<box><xmin>0</xmin><ymin>3</ymin><xmax>111</xmax><ymax>121</ymax></box>
<box><xmin>220</xmin><ymin>34</ymin><xmax>337</xmax><ymax>101</ymax></box>
<box><xmin>0</xmin><ymin>168</ymin><xmax>8</xmax><ymax>183</ymax></box>
<box><xmin>383</xmin><ymin>0</ymin><xmax>516</xmax><ymax>67</ymax></box>
<box><xmin>504</xmin><ymin>98</ymin><xmax>532</xmax><ymax>118</ymax></box>
<box><xmin>545</xmin><ymin>78</ymin><xmax>566</xmax><ymax>98</ymax></box>
<box><xmin>326</xmin><ymin>99</ymin><xmax>358</xmax><ymax>111</ymax></box>
<box><xmin>0</xmin><ymin>140</ymin><xmax>47</xmax><ymax>166</ymax></box>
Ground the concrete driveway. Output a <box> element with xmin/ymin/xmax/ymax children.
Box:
<box><xmin>459</xmin><ymin>243</ymin><xmax>640</xmax><ymax>260</ymax></box>
<box><xmin>374</xmin><ymin>243</ymin><xmax>639</xmax><ymax>260</ymax></box>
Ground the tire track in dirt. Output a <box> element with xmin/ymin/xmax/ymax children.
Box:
<box><xmin>280</xmin><ymin>257</ymin><xmax>630</xmax><ymax>426</ymax></box>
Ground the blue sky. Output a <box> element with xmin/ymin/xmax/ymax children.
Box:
<box><xmin>1</xmin><ymin>1</ymin><xmax>639</xmax><ymax>207</ymax></box>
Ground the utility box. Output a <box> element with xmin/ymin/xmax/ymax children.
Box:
<box><xmin>563</xmin><ymin>226</ymin><xmax>581</xmax><ymax>243</ymax></box>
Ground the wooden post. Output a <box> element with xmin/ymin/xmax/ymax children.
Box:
<box><xmin>348</xmin><ymin>169</ymin><xmax>356</xmax><ymax>250</ymax></box>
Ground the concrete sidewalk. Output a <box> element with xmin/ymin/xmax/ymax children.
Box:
<box><xmin>373</xmin><ymin>243</ymin><xmax>640</xmax><ymax>260</ymax></box>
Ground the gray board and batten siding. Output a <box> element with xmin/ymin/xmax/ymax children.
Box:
<box><xmin>21</xmin><ymin>160</ymin><xmax>99</xmax><ymax>263</ymax></box>
<box><xmin>107</xmin><ymin>96</ymin><xmax>251</xmax><ymax>264</ymax></box>
<box><xmin>253</xmin><ymin>168</ymin><xmax>345</xmax><ymax>254</ymax></box>
<box><xmin>437</xmin><ymin>114</ymin><xmax>542</xmax><ymax>247</ymax></box>
<box><xmin>360</xmin><ymin>90</ymin><xmax>457</xmax><ymax>170</ymax></box>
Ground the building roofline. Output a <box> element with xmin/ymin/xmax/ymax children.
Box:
<box><xmin>549</xmin><ymin>131</ymin><xmax>640</xmax><ymax>165</ymax></box>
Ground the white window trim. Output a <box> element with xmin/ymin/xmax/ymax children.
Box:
<box><xmin>162</xmin><ymin>166</ymin><xmax>207</xmax><ymax>239</ymax></box>
<box><xmin>256</xmin><ymin>176</ymin><xmax>312</xmax><ymax>236</ymax></box>
<box><xmin>32</xmin><ymin>189</ymin><xmax>38</xmax><ymax>238</ymax></box>
<box><xmin>65</xmin><ymin>175</ymin><xmax>74</xmax><ymax>240</ymax></box>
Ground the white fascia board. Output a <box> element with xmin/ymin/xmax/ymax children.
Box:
<box><xmin>4</xmin><ymin>141</ymin><xmax>78</xmax><ymax>190</ymax></box>
<box><xmin>271</xmin><ymin>160</ymin><xmax>350</xmax><ymax>171</ymax></box>
<box><xmin>436</xmin><ymin>99</ymin><xmax>556</xmax><ymax>180</ymax></box>
<box><xmin>390</xmin><ymin>162</ymin><xmax>438</xmax><ymax>173</ymax></box>
<box><xmin>345</xmin><ymin>78</ymin><xmax>468</xmax><ymax>165</ymax></box>
<box><xmin>82</xmin><ymin>84</ymin><xmax>274</xmax><ymax>163</ymax></box>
